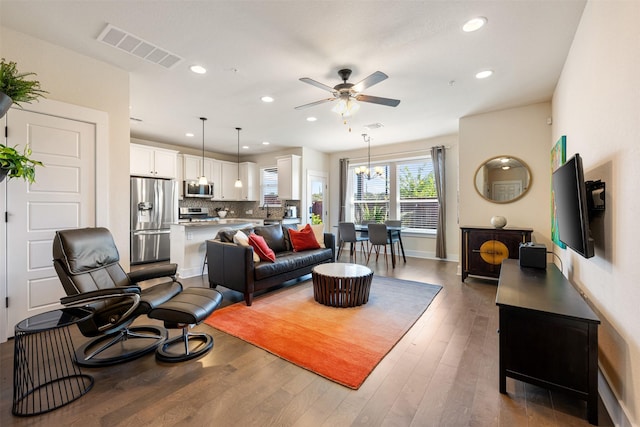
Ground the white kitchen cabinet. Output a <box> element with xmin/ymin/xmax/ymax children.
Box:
<box><xmin>277</xmin><ymin>154</ymin><xmax>301</xmax><ymax>200</ymax></box>
<box><xmin>216</xmin><ymin>161</ymin><xmax>257</xmax><ymax>201</ymax></box>
<box><xmin>204</xmin><ymin>158</ymin><xmax>221</xmax><ymax>197</ymax></box>
<box><xmin>183</xmin><ymin>155</ymin><xmax>220</xmax><ymax>185</ymax></box>
<box><xmin>218</xmin><ymin>161</ymin><xmax>238</xmax><ymax>200</ymax></box>
<box><xmin>239</xmin><ymin>162</ymin><xmax>257</xmax><ymax>201</ymax></box>
<box><xmin>177</xmin><ymin>154</ymin><xmax>184</xmax><ymax>199</ymax></box>
<box><xmin>130</xmin><ymin>144</ymin><xmax>178</xmax><ymax>179</ymax></box>
<box><xmin>182</xmin><ymin>154</ymin><xmax>202</xmax><ymax>181</ymax></box>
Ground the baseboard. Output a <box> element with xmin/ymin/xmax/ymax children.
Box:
<box><xmin>177</xmin><ymin>266</ymin><xmax>204</xmax><ymax>279</ymax></box>
<box><xmin>599</xmin><ymin>368</ymin><xmax>634</xmax><ymax>427</ymax></box>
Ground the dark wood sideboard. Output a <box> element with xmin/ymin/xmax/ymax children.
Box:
<box><xmin>496</xmin><ymin>259</ymin><xmax>600</xmax><ymax>425</ymax></box>
<box><xmin>461</xmin><ymin>226</ymin><xmax>532</xmax><ymax>281</ymax></box>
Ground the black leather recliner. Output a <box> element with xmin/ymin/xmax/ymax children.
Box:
<box><xmin>53</xmin><ymin>227</ymin><xmax>222</xmax><ymax>365</ymax></box>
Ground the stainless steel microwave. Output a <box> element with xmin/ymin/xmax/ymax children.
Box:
<box><xmin>184</xmin><ymin>181</ymin><xmax>214</xmax><ymax>198</ymax></box>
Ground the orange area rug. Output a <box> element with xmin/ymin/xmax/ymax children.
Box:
<box><xmin>203</xmin><ymin>276</ymin><xmax>441</xmax><ymax>389</ymax></box>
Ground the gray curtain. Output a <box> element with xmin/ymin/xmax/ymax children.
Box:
<box><xmin>338</xmin><ymin>158</ymin><xmax>349</xmax><ymax>222</ymax></box>
<box><xmin>431</xmin><ymin>146</ymin><xmax>446</xmax><ymax>258</ymax></box>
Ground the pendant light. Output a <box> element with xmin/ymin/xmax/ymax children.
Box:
<box><xmin>197</xmin><ymin>117</ymin><xmax>208</xmax><ymax>185</ymax></box>
<box><xmin>354</xmin><ymin>132</ymin><xmax>383</xmax><ymax>180</ymax></box>
<box><xmin>234</xmin><ymin>127</ymin><xmax>243</xmax><ymax>188</ymax></box>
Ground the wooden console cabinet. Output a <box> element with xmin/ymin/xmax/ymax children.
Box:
<box><xmin>496</xmin><ymin>259</ymin><xmax>600</xmax><ymax>425</ymax></box>
<box><xmin>461</xmin><ymin>226</ymin><xmax>532</xmax><ymax>281</ymax></box>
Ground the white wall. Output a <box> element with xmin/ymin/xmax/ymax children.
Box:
<box><xmin>552</xmin><ymin>1</ymin><xmax>640</xmax><ymax>425</ymax></box>
<box><xmin>328</xmin><ymin>134</ymin><xmax>459</xmax><ymax>261</ymax></box>
<box><xmin>459</xmin><ymin>102</ymin><xmax>552</xmax><ymax>248</ymax></box>
<box><xmin>0</xmin><ymin>27</ymin><xmax>130</xmax><ymax>263</ymax></box>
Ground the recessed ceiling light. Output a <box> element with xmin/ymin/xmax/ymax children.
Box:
<box><xmin>242</xmin><ymin>145</ymin><xmax>249</xmax><ymax>149</ymax></box>
<box><xmin>262</xmin><ymin>141</ymin><xmax>270</xmax><ymax>145</ymax></box>
<box><xmin>475</xmin><ymin>69</ymin><xmax>494</xmax><ymax>79</ymax></box>
<box><xmin>261</xmin><ymin>96</ymin><xmax>274</xmax><ymax>103</ymax></box>
<box><xmin>463</xmin><ymin>17</ymin><xmax>487</xmax><ymax>32</ymax></box>
<box><xmin>306</xmin><ymin>117</ymin><xmax>317</xmax><ymax>122</ymax></box>
<box><xmin>190</xmin><ymin>65</ymin><xmax>206</xmax><ymax>74</ymax></box>
<box><xmin>185</xmin><ymin>132</ymin><xmax>194</xmax><ymax>137</ymax></box>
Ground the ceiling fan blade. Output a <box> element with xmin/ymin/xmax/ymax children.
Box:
<box><xmin>352</xmin><ymin>71</ymin><xmax>388</xmax><ymax>93</ymax></box>
<box><xmin>294</xmin><ymin>98</ymin><xmax>336</xmax><ymax>110</ymax></box>
<box><xmin>355</xmin><ymin>94</ymin><xmax>400</xmax><ymax>107</ymax></box>
<box><xmin>299</xmin><ymin>77</ymin><xmax>336</xmax><ymax>93</ymax></box>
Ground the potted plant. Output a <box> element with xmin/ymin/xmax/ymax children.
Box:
<box><xmin>0</xmin><ymin>58</ymin><xmax>47</xmax><ymax>182</ymax></box>
<box><xmin>0</xmin><ymin>144</ymin><xmax>42</xmax><ymax>183</ymax></box>
<box><xmin>0</xmin><ymin>58</ymin><xmax>47</xmax><ymax>117</ymax></box>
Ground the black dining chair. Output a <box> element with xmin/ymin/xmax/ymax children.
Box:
<box><xmin>385</xmin><ymin>219</ymin><xmax>402</xmax><ymax>263</ymax></box>
<box><xmin>338</xmin><ymin>222</ymin><xmax>369</xmax><ymax>263</ymax></box>
<box><xmin>366</xmin><ymin>223</ymin><xmax>393</xmax><ymax>268</ymax></box>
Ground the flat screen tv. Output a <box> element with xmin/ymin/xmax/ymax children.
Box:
<box><xmin>552</xmin><ymin>153</ymin><xmax>594</xmax><ymax>258</ymax></box>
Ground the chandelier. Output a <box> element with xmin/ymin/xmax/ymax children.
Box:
<box><xmin>354</xmin><ymin>132</ymin><xmax>383</xmax><ymax>179</ymax></box>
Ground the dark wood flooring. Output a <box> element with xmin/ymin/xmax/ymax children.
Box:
<box><xmin>1</xmin><ymin>253</ymin><xmax>612</xmax><ymax>426</ymax></box>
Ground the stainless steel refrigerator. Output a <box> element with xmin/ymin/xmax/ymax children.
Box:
<box><xmin>130</xmin><ymin>177</ymin><xmax>177</xmax><ymax>264</ymax></box>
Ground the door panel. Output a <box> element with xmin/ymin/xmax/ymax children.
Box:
<box><xmin>6</xmin><ymin>109</ymin><xmax>95</xmax><ymax>335</ymax></box>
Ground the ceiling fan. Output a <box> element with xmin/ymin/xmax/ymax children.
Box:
<box><xmin>295</xmin><ymin>69</ymin><xmax>401</xmax><ymax>114</ymax></box>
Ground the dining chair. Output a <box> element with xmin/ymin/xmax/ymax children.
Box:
<box><xmin>338</xmin><ymin>222</ymin><xmax>368</xmax><ymax>263</ymax></box>
<box><xmin>385</xmin><ymin>219</ymin><xmax>402</xmax><ymax>263</ymax></box>
<box><xmin>366</xmin><ymin>223</ymin><xmax>392</xmax><ymax>268</ymax></box>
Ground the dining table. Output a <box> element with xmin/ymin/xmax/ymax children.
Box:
<box><xmin>353</xmin><ymin>223</ymin><xmax>406</xmax><ymax>268</ymax></box>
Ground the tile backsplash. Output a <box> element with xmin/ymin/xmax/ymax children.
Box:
<box><xmin>179</xmin><ymin>198</ymin><xmax>300</xmax><ymax>220</ymax></box>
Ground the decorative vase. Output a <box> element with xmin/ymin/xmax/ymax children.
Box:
<box><xmin>0</xmin><ymin>92</ymin><xmax>12</xmax><ymax>119</ymax></box>
<box><xmin>490</xmin><ymin>216</ymin><xmax>507</xmax><ymax>228</ymax></box>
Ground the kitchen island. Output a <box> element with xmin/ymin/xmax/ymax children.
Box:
<box><xmin>170</xmin><ymin>219</ymin><xmax>263</xmax><ymax>278</ymax></box>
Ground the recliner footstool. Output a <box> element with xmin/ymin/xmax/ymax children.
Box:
<box><xmin>148</xmin><ymin>287</ymin><xmax>223</xmax><ymax>362</ymax></box>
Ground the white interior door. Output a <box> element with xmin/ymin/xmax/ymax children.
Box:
<box><xmin>492</xmin><ymin>180</ymin><xmax>522</xmax><ymax>202</ymax></box>
<box><xmin>5</xmin><ymin>109</ymin><xmax>96</xmax><ymax>336</ymax></box>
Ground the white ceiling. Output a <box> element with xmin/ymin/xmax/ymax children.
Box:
<box><xmin>0</xmin><ymin>0</ymin><xmax>586</xmax><ymax>155</ymax></box>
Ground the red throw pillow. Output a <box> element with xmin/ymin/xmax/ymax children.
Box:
<box><xmin>248</xmin><ymin>233</ymin><xmax>276</xmax><ymax>262</ymax></box>
<box><xmin>289</xmin><ymin>224</ymin><xmax>321</xmax><ymax>251</ymax></box>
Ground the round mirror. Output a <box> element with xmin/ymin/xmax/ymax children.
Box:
<box><xmin>474</xmin><ymin>156</ymin><xmax>531</xmax><ymax>203</ymax></box>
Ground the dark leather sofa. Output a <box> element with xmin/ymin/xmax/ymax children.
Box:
<box><xmin>206</xmin><ymin>223</ymin><xmax>335</xmax><ymax>305</ymax></box>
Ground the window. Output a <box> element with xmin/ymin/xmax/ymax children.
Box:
<box><xmin>351</xmin><ymin>165</ymin><xmax>389</xmax><ymax>223</ymax></box>
<box><xmin>397</xmin><ymin>161</ymin><xmax>438</xmax><ymax>230</ymax></box>
<box><xmin>348</xmin><ymin>156</ymin><xmax>438</xmax><ymax>233</ymax></box>
<box><xmin>261</xmin><ymin>166</ymin><xmax>281</xmax><ymax>206</ymax></box>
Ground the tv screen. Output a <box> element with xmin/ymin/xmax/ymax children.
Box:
<box><xmin>552</xmin><ymin>153</ymin><xmax>594</xmax><ymax>258</ymax></box>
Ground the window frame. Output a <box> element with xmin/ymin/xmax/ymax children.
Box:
<box><xmin>260</xmin><ymin>166</ymin><xmax>282</xmax><ymax>207</ymax></box>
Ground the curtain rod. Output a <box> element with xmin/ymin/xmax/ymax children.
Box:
<box><xmin>347</xmin><ymin>145</ymin><xmax>451</xmax><ymax>163</ymax></box>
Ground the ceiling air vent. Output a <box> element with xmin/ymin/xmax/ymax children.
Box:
<box><xmin>97</xmin><ymin>23</ymin><xmax>182</xmax><ymax>69</ymax></box>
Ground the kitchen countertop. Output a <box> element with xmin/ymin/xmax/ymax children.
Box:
<box><xmin>175</xmin><ymin>219</ymin><xmax>259</xmax><ymax>227</ymax></box>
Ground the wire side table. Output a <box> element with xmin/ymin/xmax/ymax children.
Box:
<box><xmin>13</xmin><ymin>308</ymin><xmax>94</xmax><ymax>416</ymax></box>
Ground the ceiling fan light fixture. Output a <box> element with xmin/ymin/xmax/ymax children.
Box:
<box><xmin>332</xmin><ymin>97</ymin><xmax>360</xmax><ymax>117</ymax></box>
